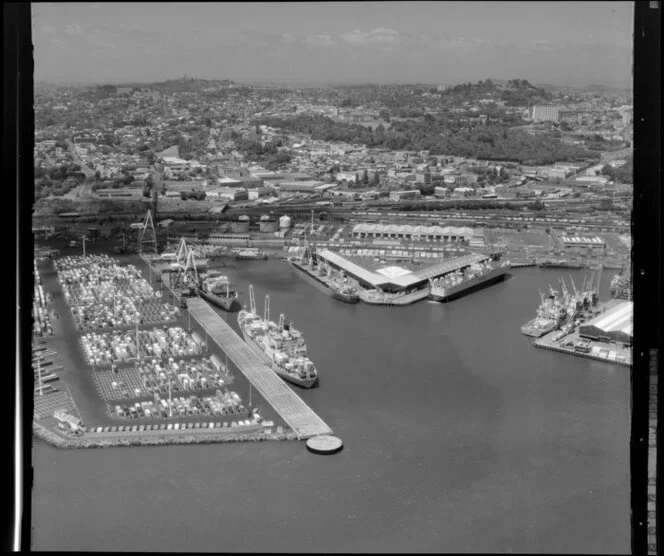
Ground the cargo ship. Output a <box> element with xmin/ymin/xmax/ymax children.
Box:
<box><xmin>289</xmin><ymin>245</ymin><xmax>359</xmax><ymax>304</ymax></box>
<box><xmin>237</xmin><ymin>285</ymin><xmax>318</xmax><ymax>388</ymax></box>
<box><xmin>429</xmin><ymin>259</ymin><xmax>510</xmax><ymax>302</ymax></box>
<box><xmin>537</xmin><ymin>259</ymin><xmax>584</xmax><ymax>269</ymax></box>
<box><xmin>197</xmin><ymin>270</ymin><xmax>241</xmax><ymax>312</ymax></box>
<box><xmin>609</xmin><ymin>265</ymin><xmax>632</xmax><ymax>300</ymax></box>
<box><xmin>234</xmin><ymin>248</ymin><xmax>268</xmax><ymax>261</ymax></box>
<box><xmin>521</xmin><ymin>270</ymin><xmax>601</xmax><ymax>338</ymax></box>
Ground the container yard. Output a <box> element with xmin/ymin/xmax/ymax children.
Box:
<box><xmin>33</xmin><ymin>260</ymin><xmax>54</xmax><ymax>337</ymax></box>
<box><xmin>32</xmin><ymin>250</ymin><xmax>291</xmax><ymax>448</ymax></box>
<box><xmin>80</xmin><ymin>326</ymin><xmax>202</xmax><ymax>368</ymax></box>
<box><xmin>109</xmin><ymin>390</ymin><xmax>246</xmax><ymax>421</ymax></box>
<box><xmin>93</xmin><ymin>355</ymin><xmax>235</xmax><ymax>401</ymax></box>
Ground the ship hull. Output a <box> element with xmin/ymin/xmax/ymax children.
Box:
<box><xmin>538</xmin><ymin>262</ymin><xmax>584</xmax><ymax>269</ymax></box>
<box><xmin>520</xmin><ymin>319</ymin><xmax>558</xmax><ymax>338</ymax></box>
<box><xmin>289</xmin><ymin>260</ymin><xmax>359</xmax><ymax>304</ymax></box>
<box><xmin>239</xmin><ymin>329</ymin><xmax>317</xmax><ymax>388</ymax></box>
<box><xmin>235</xmin><ymin>253</ymin><xmax>268</xmax><ymax>261</ymax></box>
<box><xmin>429</xmin><ymin>267</ymin><xmax>508</xmax><ymax>302</ymax></box>
<box><xmin>198</xmin><ymin>289</ymin><xmax>241</xmax><ymax>312</ymax></box>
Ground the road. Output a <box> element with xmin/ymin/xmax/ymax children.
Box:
<box><xmin>65</xmin><ymin>139</ymin><xmax>95</xmax><ymax>179</ymax></box>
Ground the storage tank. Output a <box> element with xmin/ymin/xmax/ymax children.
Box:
<box><xmin>231</xmin><ymin>220</ymin><xmax>250</xmax><ymax>233</ymax></box>
<box><xmin>279</xmin><ymin>215</ymin><xmax>292</xmax><ymax>230</ymax></box>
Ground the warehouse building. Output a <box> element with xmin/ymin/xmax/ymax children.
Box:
<box><xmin>351</xmin><ymin>223</ymin><xmax>474</xmax><ymax>242</ymax></box>
<box><xmin>578</xmin><ymin>301</ymin><xmax>633</xmax><ymax>345</ymax></box>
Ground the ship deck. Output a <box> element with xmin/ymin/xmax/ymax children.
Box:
<box><xmin>184</xmin><ymin>297</ymin><xmax>333</xmax><ymax>439</ymax></box>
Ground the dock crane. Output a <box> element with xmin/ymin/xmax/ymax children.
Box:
<box><xmin>580</xmin><ymin>268</ymin><xmax>589</xmax><ymax>296</ymax></box>
<box><xmin>174</xmin><ymin>237</ymin><xmax>189</xmax><ymax>267</ymax></box>
<box><xmin>569</xmin><ymin>274</ymin><xmax>578</xmax><ymax>297</ymax></box>
<box><xmin>559</xmin><ymin>276</ymin><xmax>569</xmax><ymax>298</ymax></box>
<box><xmin>138</xmin><ymin>208</ymin><xmax>158</xmax><ymax>254</ymax></box>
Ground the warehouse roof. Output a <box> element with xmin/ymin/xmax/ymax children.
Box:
<box><xmin>587</xmin><ymin>301</ymin><xmax>633</xmax><ymax>337</ymax></box>
<box><xmin>352</xmin><ymin>223</ymin><xmax>474</xmax><ymax>237</ymax></box>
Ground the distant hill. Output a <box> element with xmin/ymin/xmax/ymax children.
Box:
<box><xmin>442</xmin><ymin>78</ymin><xmax>552</xmax><ymax>106</ymax></box>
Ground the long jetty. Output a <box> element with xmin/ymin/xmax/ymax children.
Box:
<box><xmin>185</xmin><ymin>298</ymin><xmax>333</xmax><ymax>439</ymax></box>
<box><xmin>153</xmin><ymin>261</ymin><xmax>332</xmax><ymax>439</ymax></box>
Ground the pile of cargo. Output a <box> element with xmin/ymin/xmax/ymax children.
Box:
<box><xmin>80</xmin><ymin>326</ymin><xmax>202</xmax><ymax>367</ymax></box>
<box><xmin>54</xmin><ymin>255</ymin><xmax>181</xmax><ymax>331</ymax></box>
<box><xmin>33</xmin><ymin>260</ymin><xmax>53</xmax><ymax>337</ymax></box>
<box><xmin>58</xmin><ymin>263</ymin><xmax>157</xmax><ymax>307</ymax></box>
<box><xmin>54</xmin><ymin>254</ymin><xmax>115</xmax><ymax>271</ymax></box>
<box><xmin>71</xmin><ymin>299</ymin><xmax>179</xmax><ymax>331</ymax></box>
<box><xmin>94</xmin><ymin>355</ymin><xmax>235</xmax><ymax>401</ymax></box>
<box><xmin>111</xmin><ymin>389</ymin><xmax>245</xmax><ymax>420</ymax></box>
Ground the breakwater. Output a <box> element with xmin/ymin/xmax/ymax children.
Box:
<box><xmin>33</xmin><ymin>422</ymin><xmax>296</xmax><ymax>449</ymax></box>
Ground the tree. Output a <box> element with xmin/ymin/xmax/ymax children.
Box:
<box><xmin>362</xmin><ymin>169</ymin><xmax>369</xmax><ymax>185</ymax></box>
<box><xmin>374</xmin><ymin>123</ymin><xmax>385</xmax><ymax>143</ymax></box>
<box><xmin>371</xmin><ymin>172</ymin><xmax>380</xmax><ymax>187</ymax></box>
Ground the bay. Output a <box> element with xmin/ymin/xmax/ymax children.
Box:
<box><xmin>31</xmin><ymin>263</ymin><xmax>630</xmax><ymax>553</ymax></box>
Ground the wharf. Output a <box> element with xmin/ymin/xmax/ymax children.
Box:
<box><xmin>533</xmin><ymin>330</ymin><xmax>631</xmax><ymax>367</ymax></box>
<box><xmin>184</xmin><ymin>297</ymin><xmax>333</xmax><ymax>439</ymax></box>
<box><xmin>359</xmin><ymin>288</ymin><xmax>431</xmax><ymax>306</ymax></box>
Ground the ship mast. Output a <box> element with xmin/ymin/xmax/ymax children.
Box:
<box><xmin>264</xmin><ymin>294</ymin><xmax>270</xmax><ymax>323</ymax></box>
<box><xmin>248</xmin><ymin>284</ymin><xmax>256</xmax><ymax>314</ymax></box>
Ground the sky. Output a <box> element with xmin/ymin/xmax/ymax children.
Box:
<box><xmin>32</xmin><ymin>2</ymin><xmax>634</xmax><ymax>87</ymax></box>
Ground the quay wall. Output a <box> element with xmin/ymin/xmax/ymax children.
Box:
<box><xmin>533</xmin><ymin>340</ymin><xmax>631</xmax><ymax>368</ymax></box>
<box><xmin>33</xmin><ymin>422</ymin><xmax>296</xmax><ymax>450</ymax></box>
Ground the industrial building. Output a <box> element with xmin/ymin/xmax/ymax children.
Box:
<box><xmin>351</xmin><ymin>223</ymin><xmax>474</xmax><ymax>242</ymax></box>
<box><xmin>531</xmin><ymin>104</ymin><xmax>561</xmax><ymax>122</ymax></box>
<box><xmin>316</xmin><ymin>249</ymin><xmax>490</xmax><ymax>293</ymax></box>
<box><xmin>578</xmin><ymin>300</ymin><xmax>633</xmax><ymax>345</ymax></box>
<box><xmin>559</xmin><ymin>235</ymin><xmax>606</xmax><ymax>251</ymax></box>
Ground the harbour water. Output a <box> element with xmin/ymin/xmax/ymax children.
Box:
<box><xmin>31</xmin><ymin>261</ymin><xmax>630</xmax><ymax>553</ymax></box>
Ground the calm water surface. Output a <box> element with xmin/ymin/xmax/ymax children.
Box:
<box><xmin>31</xmin><ymin>261</ymin><xmax>630</xmax><ymax>553</ymax></box>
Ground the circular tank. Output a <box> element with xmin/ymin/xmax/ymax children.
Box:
<box><xmin>279</xmin><ymin>215</ymin><xmax>292</xmax><ymax>229</ymax></box>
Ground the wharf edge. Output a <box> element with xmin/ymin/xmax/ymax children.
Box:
<box><xmin>146</xmin><ymin>254</ymin><xmax>333</xmax><ymax>439</ymax></box>
<box><xmin>184</xmin><ymin>297</ymin><xmax>334</xmax><ymax>439</ymax></box>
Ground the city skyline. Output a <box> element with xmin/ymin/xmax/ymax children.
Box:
<box><xmin>32</xmin><ymin>2</ymin><xmax>633</xmax><ymax>88</ymax></box>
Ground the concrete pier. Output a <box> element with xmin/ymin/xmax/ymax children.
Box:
<box><xmin>184</xmin><ymin>297</ymin><xmax>333</xmax><ymax>439</ymax></box>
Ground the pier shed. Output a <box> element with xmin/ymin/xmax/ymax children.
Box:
<box><xmin>578</xmin><ymin>300</ymin><xmax>633</xmax><ymax>345</ymax></box>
